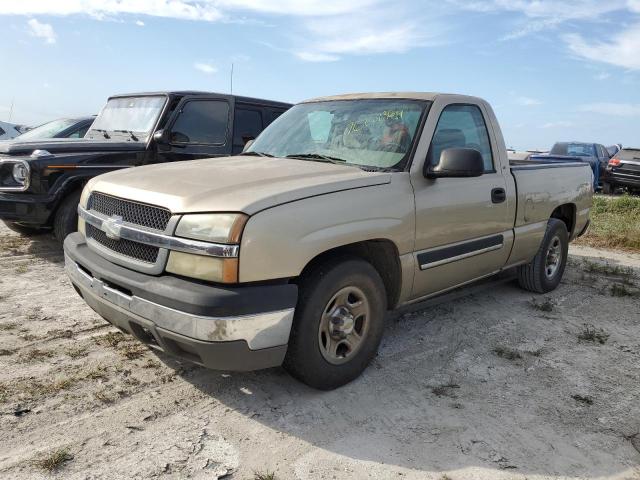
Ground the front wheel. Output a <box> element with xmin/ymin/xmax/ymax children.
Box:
<box><xmin>283</xmin><ymin>257</ymin><xmax>387</xmax><ymax>390</ymax></box>
<box><xmin>517</xmin><ymin>218</ymin><xmax>569</xmax><ymax>293</ymax></box>
<box><xmin>53</xmin><ymin>190</ymin><xmax>82</xmax><ymax>244</ymax></box>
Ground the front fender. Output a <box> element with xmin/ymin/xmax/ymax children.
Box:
<box><xmin>238</xmin><ymin>177</ymin><xmax>415</xmax><ymax>283</ymax></box>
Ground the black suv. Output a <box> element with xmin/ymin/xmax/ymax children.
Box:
<box><xmin>0</xmin><ymin>91</ymin><xmax>291</xmax><ymax>241</ymax></box>
<box><xmin>603</xmin><ymin>148</ymin><xmax>640</xmax><ymax>194</ymax></box>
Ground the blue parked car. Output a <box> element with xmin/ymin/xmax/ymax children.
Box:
<box><xmin>531</xmin><ymin>142</ymin><xmax>611</xmax><ymax>190</ymax></box>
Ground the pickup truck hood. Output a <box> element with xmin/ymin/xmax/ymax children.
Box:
<box><xmin>88</xmin><ymin>156</ymin><xmax>392</xmax><ymax>215</ymax></box>
<box><xmin>0</xmin><ymin>138</ymin><xmax>146</xmax><ymax>155</ymax></box>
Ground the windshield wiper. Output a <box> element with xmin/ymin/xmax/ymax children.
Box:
<box><xmin>114</xmin><ymin>130</ymin><xmax>139</xmax><ymax>141</ymax></box>
<box><xmin>239</xmin><ymin>151</ymin><xmax>275</xmax><ymax>158</ymax></box>
<box><xmin>285</xmin><ymin>153</ymin><xmax>347</xmax><ymax>164</ymax></box>
<box><xmin>90</xmin><ymin>128</ymin><xmax>110</xmax><ymax>139</ymax></box>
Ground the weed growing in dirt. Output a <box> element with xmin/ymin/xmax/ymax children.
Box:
<box><xmin>0</xmin><ymin>348</ymin><xmax>14</xmax><ymax>356</ymax></box>
<box><xmin>571</xmin><ymin>394</ymin><xmax>594</xmax><ymax>405</ymax></box>
<box><xmin>15</xmin><ymin>265</ymin><xmax>28</xmax><ymax>274</ymax></box>
<box><xmin>18</xmin><ymin>348</ymin><xmax>54</xmax><ymax>362</ymax></box>
<box><xmin>432</xmin><ymin>384</ymin><xmax>460</xmax><ymax>398</ymax></box>
<box><xmin>33</xmin><ymin>448</ymin><xmax>73</xmax><ymax>472</ymax></box>
<box><xmin>493</xmin><ymin>346</ymin><xmax>522</xmax><ymax>360</ymax></box>
<box><xmin>578</xmin><ymin>324</ymin><xmax>610</xmax><ymax>345</ymax></box>
<box><xmin>86</xmin><ymin>366</ymin><xmax>109</xmax><ymax>380</ymax></box>
<box><xmin>254</xmin><ymin>472</ymin><xmax>276</xmax><ymax>480</ymax></box>
<box><xmin>118</xmin><ymin>342</ymin><xmax>148</xmax><ymax>360</ymax></box>
<box><xmin>0</xmin><ymin>322</ymin><xmax>18</xmax><ymax>331</ymax></box>
<box><xmin>582</xmin><ymin>260</ymin><xmax>635</xmax><ymax>277</ymax></box>
<box><xmin>529</xmin><ymin>298</ymin><xmax>554</xmax><ymax>312</ymax></box>
<box><xmin>94</xmin><ymin>390</ymin><xmax>117</xmax><ymax>404</ymax></box>
<box><xmin>611</xmin><ymin>283</ymin><xmax>638</xmax><ymax>297</ymax></box>
<box><xmin>94</xmin><ymin>331</ymin><xmax>126</xmax><ymax>348</ymax></box>
<box><xmin>25</xmin><ymin>376</ymin><xmax>78</xmax><ymax>398</ymax></box>
<box><xmin>65</xmin><ymin>346</ymin><xmax>88</xmax><ymax>359</ymax></box>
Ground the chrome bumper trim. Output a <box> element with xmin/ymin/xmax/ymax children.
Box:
<box><xmin>65</xmin><ymin>255</ymin><xmax>293</xmax><ymax>350</ymax></box>
<box><xmin>78</xmin><ymin>205</ymin><xmax>239</xmax><ymax>258</ymax></box>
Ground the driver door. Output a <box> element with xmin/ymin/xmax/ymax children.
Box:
<box><xmin>410</xmin><ymin>102</ymin><xmax>514</xmax><ymax>299</ymax></box>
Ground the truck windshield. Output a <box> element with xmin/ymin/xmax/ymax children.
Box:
<box><xmin>87</xmin><ymin>96</ymin><xmax>165</xmax><ymax>141</ymax></box>
<box><xmin>247</xmin><ymin>99</ymin><xmax>428</xmax><ymax>170</ymax></box>
<box><xmin>551</xmin><ymin>143</ymin><xmax>596</xmax><ymax>157</ymax></box>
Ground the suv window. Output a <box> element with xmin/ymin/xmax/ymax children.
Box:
<box><xmin>171</xmin><ymin>100</ymin><xmax>230</xmax><ymax>145</ymax></box>
<box><xmin>67</xmin><ymin>125</ymin><xmax>90</xmax><ymax>138</ymax></box>
<box><xmin>0</xmin><ymin>127</ymin><xmax>5</xmax><ymax>136</ymax></box>
<box><xmin>233</xmin><ymin>108</ymin><xmax>263</xmax><ymax>148</ymax></box>
<box><xmin>429</xmin><ymin>104</ymin><xmax>494</xmax><ymax>172</ymax></box>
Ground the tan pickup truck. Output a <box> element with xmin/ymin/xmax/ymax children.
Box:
<box><xmin>63</xmin><ymin>92</ymin><xmax>592</xmax><ymax>389</ymax></box>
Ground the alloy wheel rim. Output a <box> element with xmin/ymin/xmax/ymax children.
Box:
<box><xmin>318</xmin><ymin>286</ymin><xmax>370</xmax><ymax>365</ymax></box>
<box><xmin>545</xmin><ymin>235</ymin><xmax>562</xmax><ymax>279</ymax></box>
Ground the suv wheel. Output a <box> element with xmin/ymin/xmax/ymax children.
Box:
<box><xmin>602</xmin><ymin>182</ymin><xmax>613</xmax><ymax>195</ymax></box>
<box><xmin>517</xmin><ymin>218</ymin><xmax>569</xmax><ymax>293</ymax></box>
<box><xmin>53</xmin><ymin>190</ymin><xmax>82</xmax><ymax>244</ymax></box>
<box><xmin>283</xmin><ymin>257</ymin><xmax>387</xmax><ymax>390</ymax></box>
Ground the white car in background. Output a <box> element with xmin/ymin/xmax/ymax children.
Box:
<box><xmin>0</xmin><ymin>121</ymin><xmax>22</xmax><ymax>140</ymax></box>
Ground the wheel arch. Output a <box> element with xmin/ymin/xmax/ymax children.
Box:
<box><xmin>295</xmin><ymin>239</ymin><xmax>403</xmax><ymax>310</ymax></box>
<box><xmin>550</xmin><ymin>203</ymin><xmax>576</xmax><ymax>238</ymax></box>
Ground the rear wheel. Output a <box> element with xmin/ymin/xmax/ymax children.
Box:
<box><xmin>517</xmin><ymin>218</ymin><xmax>569</xmax><ymax>294</ymax></box>
<box><xmin>602</xmin><ymin>182</ymin><xmax>613</xmax><ymax>195</ymax></box>
<box><xmin>53</xmin><ymin>190</ymin><xmax>82</xmax><ymax>244</ymax></box>
<box><xmin>283</xmin><ymin>257</ymin><xmax>387</xmax><ymax>390</ymax></box>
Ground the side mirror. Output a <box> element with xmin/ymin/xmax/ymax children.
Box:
<box><xmin>152</xmin><ymin>129</ymin><xmax>168</xmax><ymax>145</ymax></box>
<box><xmin>242</xmin><ymin>139</ymin><xmax>255</xmax><ymax>153</ymax></box>
<box><xmin>425</xmin><ymin>148</ymin><xmax>485</xmax><ymax>179</ymax></box>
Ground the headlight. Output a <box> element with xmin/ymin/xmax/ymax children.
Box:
<box><xmin>175</xmin><ymin>213</ymin><xmax>248</xmax><ymax>244</ymax></box>
<box><xmin>0</xmin><ymin>160</ymin><xmax>30</xmax><ymax>191</ymax></box>
<box><xmin>168</xmin><ymin>213</ymin><xmax>248</xmax><ymax>283</ymax></box>
<box><xmin>166</xmin><ymin>252</ymin><xmax>238</xmax><ymax>283</ymax></box>
<box><xmin>13</xmin><ymin>162</ymin><xmax>29</xmax><ymax>184</ymax></box>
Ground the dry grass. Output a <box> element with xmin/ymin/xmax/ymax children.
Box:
<box><xmin>18</xmin><ymin>348</ymin><xmax>55</xmax><ymax>363</ymax></box>
<box><xmin>578</xmin><ymin>324</ymin><xmax>610</xmax><ymax>345</ymax></box>
<box><xmin>254</xmin><ymin>472</ymin><xmax>276</xmax><ymax>480</ymax></box>
<box><xmin>575</xmin><ymin>195</ymin><xmax>640</xmax><ymax>252</ymax></box>
<box><xmin>33</xmin><ymin>448</ymin><xmax>73</xmax><ymax>472</ymax></box>
<box><xmin>65</xmin><ymin>345</ymin><xmax>89</xmax><ymax>359</ymax></box>
<box><xmin>493</xmin><ymin>346</ymin><xmax>523</xmax><ymax>361</ymax></box>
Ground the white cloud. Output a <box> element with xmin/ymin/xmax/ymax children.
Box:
<box><xmin>581</xmin><ymin>102</ymin><xmax>640</xmax><ymax>116</ymax></box>
<box><xmin>594</xmin><ymin>72</ymin><xmax>611</xmax><ymax>80</ymax></box>
<box><xmin>194</xmin><ymin>62</ymin><xmax>217</xmax><ymax>74</ymax></box>
<box><xmin>1</xmin><ymin>1</ymin><xmax>437</xmax><ymax>61</ymax></box>
<box><xmin>541</xmin><ymin>121</ymin><xmax>574</xmax><ymax>128</ymax></box>
<box><xmin>27</xmin><ymin>18</ymin><xmax>56</xmax><ymax>44</ymax></box>
<box><xmin>516</xmin><ymin>96</ymin><xmax>542</xmax><ymax>106</ymax></box>
<box><xmin>135</xmin><ymin>20</ymin><xmax>145</xmax><ymax>26</ymax></box>
<box><xmin>565</xmin><ymin>24</ymin><xmax>640</xmax><ymax>70</ymax></box>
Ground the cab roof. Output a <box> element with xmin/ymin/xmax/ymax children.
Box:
<box><xmin>302</xmin><ymin>92</ymin><xmax>483</xmax><ymax>103</ymax></box>
<box><xmin>108</xmin><ymin>91</ymin><xmax>292</xmax><ymax>108</ymax></box>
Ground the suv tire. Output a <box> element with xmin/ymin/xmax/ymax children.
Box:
<box><xmin>517</xmin><ymin>218</ymin><xmax>569</xmax><ymax>294</ymax></box>
<box><xmin>53</xmin><ymin>190</ymin><xmax>82</xmax><ymax>244</ymax></box>
<box><xmin>283</xmin><ymin>257</ymin><xmax>387</xmax><ymax>390</ymax></box>
<box><xmin>602</xmin><ymin>182</ymin><xmax>613</xmax><ymax>195</ymax></box>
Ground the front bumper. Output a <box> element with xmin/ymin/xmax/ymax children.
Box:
<box><xmin>0</xmin><ymin>192</ymin><xmax>55</xmax><ymax>226</ymax></box>
<box><xmin>64</xmin><ymin>233</ymin><xmax>298</xmax><ymax>371</ymax></box>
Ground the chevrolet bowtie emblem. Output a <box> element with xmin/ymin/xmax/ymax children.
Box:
<box><xmin>103</xmin><ymin>215</ymin><xmax>124</xmax><ymax>240</ymax></box>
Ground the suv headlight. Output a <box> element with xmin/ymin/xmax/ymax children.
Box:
<box><xmin>166</xmin><ymin>213</ymin><xmax>248</xmax><ymax>283</ymax></box>
<box><xmin>0</xmin><ymin>159</ymin><xmax>30</xmax><ymax>191</ymax></box>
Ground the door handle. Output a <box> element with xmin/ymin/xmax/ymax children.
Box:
<box><xmin>491</xmin><ymin>188</ymin><xmax>506</xmax><ymax>204</ymax></box>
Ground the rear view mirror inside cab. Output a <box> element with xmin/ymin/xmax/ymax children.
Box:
<box><xmin>425</xmin><ymin>148</ymin><xmax>485</xmax><ymax>179</ymax></box>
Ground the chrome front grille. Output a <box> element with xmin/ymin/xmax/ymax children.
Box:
<box><xmin>86</xmin><ymin>224</ymin><xmax>159</xmax><ymax>264</ymax></box>
<box><xmin>88</xmin><ymin>192</ymin><xmax>171</xmax><ymax>231</ymax></box>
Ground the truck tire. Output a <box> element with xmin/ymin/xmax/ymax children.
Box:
<box><xmin>53</xmin><ymin>190</ymin><xmax>82</xmax><ymax>244</ymax></box>
<box><xmin>283</xmin><ymin>257</ymin><xmax>387</xmax><ymax>390</ymax></box>
<box><xmin>3</xmin><ymin>221</ymin><xmax>46</xmax><ymax>236</ymax></box>
<box><xmin>517</xmin><ymin>218</ymin><xmax>568</xmax><ymax>294</ymax></box>
<box><xmin>602</xmin><ymin>182</ymin><xmax>613</xmax><ymax>195</ymax></box>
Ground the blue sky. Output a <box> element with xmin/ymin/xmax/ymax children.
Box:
<box><xmin>0</xmin><ymin>0</ymin><xmax>639</xmax><ymax>150</ymax></box>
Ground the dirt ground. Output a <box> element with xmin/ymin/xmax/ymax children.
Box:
<box><xmin>1</xmin><ymin>222</ymin><xmax>639</xmax><ymax>480</ymax></box>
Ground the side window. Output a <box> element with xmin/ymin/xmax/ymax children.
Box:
<box><xmin>170</xmin><ymin>100</ymin><xmax>230</xmax><ymax>144</ymax></box>
<box><xmin>67</xmin><ymin>125</ymin><xmax>90</xmax><ymax>138</ymax></box>
<box><xmin>0</xmin><ymin>127</ymin><xmax>5</xmax><ymax>136</ymax></box>
<box><xmin>233</xmin><ymin>108</ymin><xmax>263</xmax><ymax>148</ymax></box>
<box><xmin>429</xmin><ymin>104</ymin><xmax>494</xmax><ymax>172</ymax></box>
<box><xmin>266</xmin><ymin>109</ymin><xmax>284</xmax><ymax>126</ymax></box>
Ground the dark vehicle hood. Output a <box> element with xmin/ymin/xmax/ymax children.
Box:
<box><xmin>0</xmin><ymin>138</ymin><xmax>146</xmax><ymax>155</ymax></box>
